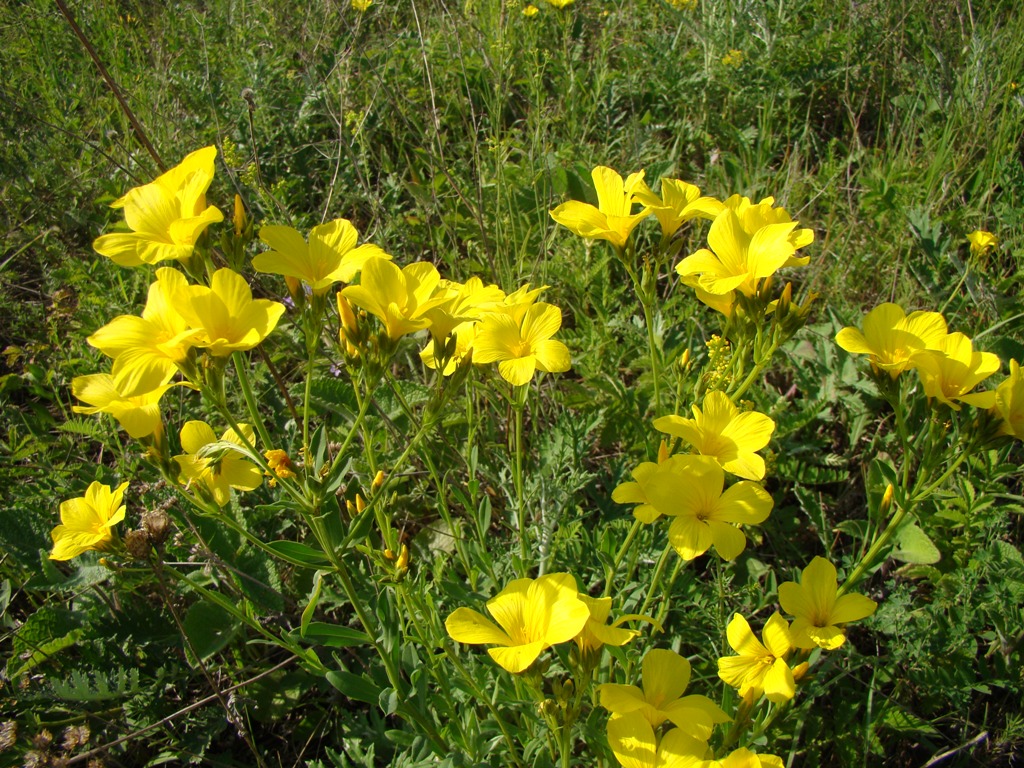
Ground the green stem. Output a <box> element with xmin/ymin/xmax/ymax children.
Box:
<box><xmin>641</xmin><ymin>294</ymin><xmax>662</xmax><ymax>416</ymax></box>
<box><xmin>603</xmin><ymin>518</ymin><xmax>642</xmax><ymax>597</ymax></box>
<box><xmin>302</xmin><ymin>343</ymin><xmax>316</xmax><ymax>467</ymax></box>
<box><xmin>444</xmin><ymin>645</ymin><xmax>527</xmax><ymax>768</ymax></box>
<box><xmin>332</xmin><ymin>559</ymin><xmax>448</xmax><ymax>755</ymax></box>
<box><xmin>512</xmin><ymin>385</ymin><xmax>529</xmax><ymax>574</ymax></box>
<box><xmin>232</xmin><ymin>353</ymin><xmax>275</xmax><ymax>450</ymax></box>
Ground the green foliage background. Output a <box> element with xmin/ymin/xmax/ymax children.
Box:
<box><xmin>2</xmin><ymin>0</ymin><xmax>1023</xmax><ymax>766</ymax></box>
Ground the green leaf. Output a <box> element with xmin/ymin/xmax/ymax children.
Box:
<box><xmin>183</xmin><ymin>600</ymin><xmax>240</xmax><ymax>663</ymax></box>
<box><xmin>325</xmin><ymin>669</ymin><xmax>381</xmax><ymax>704</ymax></box>
<box><xmin>7</xmin><ymin>605</ymin><xmax>84</xmax><ymax>678</ymax></box>
<box><xmin>265</xmin><ymin>540</ymin><xmax>332</xmax><ymax>568</ymax></box>
<box><xmin>296</xmin><ymin>623</ymin><xmax>371</xmax><ymax>648</ymax></box>
<box><xmin>892</xmin><ymin>523</ymin><xmax>941</xmax><ymax>564</ymax></box>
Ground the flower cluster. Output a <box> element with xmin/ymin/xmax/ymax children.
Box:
<box><xmin>835</xmin><ymin>302</ymin><xmax>1024</xmax><ymax>419</ymax></box>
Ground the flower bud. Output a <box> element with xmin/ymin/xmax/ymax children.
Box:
<box><xmin>372</xmin><ymin>470</ymin><xmax>385</xmax><ymax>491</ymax></box>
<box><xmin>657</xmin><ymin>440</ymin><xmax>671</xmax><ymax>463</ymax></box>
<box><xmin>142</xmin><ymin>510</ymin><xmax>172</xmax><ymax>546</ymax></box>
<box><xmin>123</xmin><ymin>529</ymin><xmax>151</xmax><ymax>560</ymax></box>
<box><xmin>233</xmin><ymin>194</ymin><xmax>246</xmax><ymax>237</ymax></box>
<box><xmin>396</xmin><ymin>544</ymin><xmax>410</xmax><ymax>573</ymax></box>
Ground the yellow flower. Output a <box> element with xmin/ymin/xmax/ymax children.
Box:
<box><xmin>50</xmin><ymin>481</ymin><xmax>129</xmax><ymax>561</ymax></box>
<box><xmin>254</xmin><ymin>219</ymin><xmax>390</xmax><ymax>294</ymax></box>
<box><xmin>472</xmin><ymin>302</ymin><xmax>571</xmax><ymax>386</ymax></box>
<box><xmin>72</xmin><ymin>374</ymin><xmax>174</xmax><ymax>439</ymax></box>
<box><xmin>642</xmin><ymin>455</ymin><xmax>773</xmax><ymax>561</ymax></box>
<box><xmin>264</xmin><ymin>449</ymin><xmax>297</xmax><ymax>481</ymax></box>
<box><xmin>722</xmin><ymin>49</ymin><xmax>745</xmax><ymax>67</ymax></box>
<box><xmin>544</xmin><ymin>0</ymin><xmax>574</xmax><ymax>7</ymax></box>
<box><xmin>676</xmin><ymin>204</ymin><xmax>808</xmax><ymax>303</ymax></box>
<box><xmin>522</xmin><ymin>3</ymin><xmax>539</xmax><ymax>15</ymax></box>
<box><xmin>420</xmin><ymin>321</ymin><xmax>477</xmax><ymax>375</ymax></box>
<box><xmin>598</xmin><ymin>649</ymin><xmax>729</xmax><ymax>740</ymax></box>
<box><xmin>611</xmin><ymin>460</ymin><xmax>662</xmax><ymax>523</ymax></box>
<box><xmin>550</xmin><ymin>166</ymin><xmax>652</xmax><ymax>251</ymax></box>
<box><xmin>574</xmin><ymin>595</ymin><xmax>641</xmax><ymax>655</ymax></box>
<box><xmin>778</xmin><ymin>557</ymin><xmax>876</xmax><ymax>650</ymax></box>
<box><xmin>342</xmin><ymin>257</ymin><xmax>442</xmax><ymax>340</ymax></box>
<box><xmin>717</xmin><ymin>613</ymin><xmax>794</xmax><ymax>703</ymax></box>
<box><xmin>178</xmin><ymin>268</ymin><xmax>286</xmax><ymax>356</ymax></box>
<box><xmin>834</xmin><ymin>303</ymin><xmax>947</xmax><ymax>378</ymax></box>
<box><xmin>87</xmin><ymin>268</ymin><xmax>200</xmax><ymax>396</ymax></box>
<box><xmin>173</xmin><ymin>421</ymin><xmax>263</xmax><ymax>507</ymax></box>
<box><xmin>445</xmin><ymin>573</ymin><xmax>590</xmax><ymax>673</ymax></box>
<box><xmin>93</xmin><ymin>146</ymin><xmax>223</xmax><ymax>267</ymax></box>
<box><xmin>653</xmin><ymin>391</ymin><xmax>775</xmax><ymax>481</ymax></box>
<box><xmin>704</xmin><ymin>748</ymin><xmax>785</xmax><ymax>768</ymax></box>
<box><xmin>967</xmin><ymin>229</ymin><xmax>997</xmax><ymax>259</ymax></box>
<box><xmin>606</xmin><ymin>711</ymin><xmax>708</xmax><ymax>768</ymax></box>
<box><xmin>422</xmin><ymin>277</ymin><xmax>505</xmax><ymax>345</ymax></box>
<box><xmin>634</xmin><ymin>178</ymin><xmax>723</xmax><ymax>241</ymax></box>
<box><xmin>351</xmin><ymin>0</ymin><xmax>372</xmax><ymax>10</ymax></box>
<box><xmin>992</xmin><ymin>359</ymin><xmax>1024</xmax><ymax>439</ymax></box>
<box><xmin>912</xmin><ymin>332</ymin><xmax>1000</xmax><ymax>410</ymax></box>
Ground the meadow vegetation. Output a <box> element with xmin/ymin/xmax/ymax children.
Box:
<box><xmin>2</xmin><ymin>0</ymin><xmax>1024</xmax><ymax>766</ymax></box>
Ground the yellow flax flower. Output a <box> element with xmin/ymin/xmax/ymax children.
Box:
<box><xmin>644</xmin><ymin>456</ymin><xmax>773</xmax><ymax>561</ymax></box>
<box><xmin>834</xmin><ymin>303</ymin><xmax>947</xmax><ymax>378</ymax></box>
<box><xmin>967</xmin><ymin>230</ymin><xmax>997</xmax><ymax>259</ymax></box>
<box><xmin>472</xmin><ymin>302</ymin><xmax>571</xmax><ymax>386</ymax></box>
<box><xmin>778</xmin><ymin>557</ymin><xmax>876</xmax><ymax>650</ymax></box>
<box><xmin>422</xmin><ymin>277</ymin><xmax>505</xmax><ymax>344</ymax></box>
<box><xmin>522</xmin><ymin>4</ymin><xmax>539</xmax><ymax>16</ymax></box>
<box><xmin>598</xmin><ymin>649</ymin><xmax>729</xmax><ymax>740</ymax></box>
<box><xmin>50</xmin><ymin>481</ymin><xmax>129</xmax><ymax>561</ymax></box>
<box><xmin>72</xmin><ymin>374</ymin><xmax>174</xmax><ymax>439</ymax></box>
<box><xmin>254</xmin><ymin>219</ymin><xmax>390</xmax><ymax>294</ymax></box>
<box><xmin>574</xmin><ymin>595</ymin><xmax>642</xmax><ymax>656</ymax></box>
<box><xmin>342</xmin><ymin>257</ymin><xmax>442</xmax><ymax>340</ymax></box>
<box><xmin>550</xmin><ymin>166</ymin><xmax>652</xmax><ymax>251</ymax></box>
<box><xmin>544</xmin><ymin>0</ymin><xmax>574</xmax><ymax>7</ymax></box>
<box><xmin>420</xmin><ymin>321</ymin><xmax>477</xmax><ymax>375</ymax></box>
<box><xmin>653</xmin><ymin>391</ymin><xmax>775</xmax><ymax>481</ymax></box>
<box><xmin>606</xmin><ymin>711</ymin><xmax>708</xmax><ymax>768</ymax></box>
<box><xmin>717</xmin><ymin>613</ymin><xmax>795</xmax><ymax>703</ymax></box>
<box><xmin>445</xmin><ymin>572</ymin><xmax>590</xmax><ymax>673</ymax></box>
<box><xmin>173</xmin><ymin>421</ymin><xmax>263</xmax><ymax>507</ymax></box>
<box><xmin>611</xmin><ymin>460</ymin><xmax>662</xmax><ymax>523</ymax></box>
<box><xmin>992</xmin><ymin>359</ymin><xmax>1024</xmax><ymax>439</ymax></box>
<box><xmin>93</xmin><ymin>146</ymin><xmax>224</xmax><ymax>267</ymax></box>
<box><xmin>635</xmin><ymin>177</ymin><xmax>724</xmax><ymax>241</ymax></box>
<box><xmin>675</xmin><ymin>203</ymin><xmax>809</xmax><ymax>301</ymax></box>
<box><xmin>704</xmin><ymin>748</ymin><xmax>785</xmax><ymax>768</ymax></box>
<box><xmin>178</xmin><ymin>268</ymin><xmax>286</xmax><ymax>356</ymax></box>
<box><xmin>911</xmin><ymin>332</ymin><xmax>1000</xmax><ymax>410</ymax></box>
<box><xmin>87</xmin><ymin>268</ymin><xmax>200</xmax><ymax>396</ymax></box>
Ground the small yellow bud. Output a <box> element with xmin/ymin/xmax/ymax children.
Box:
<box><xmin>791</xmin><ymin>661</ymin><xmax>810</xmax><ymax>682</ymax></box>
<box><xmin>284</xmin><ymin>276</ymin><xmax>302</xmax><ymax>304</ymax></box>
<box><xmin>384</xmin><ymin>548</ymin><xmax>395</xmax><ymax>560</ymax></box>
<box><xmin>678</xmin><ymin>349</ymin><xmax>691</xmax><ymax>371</ymax></box>
<box><xmin>372</xmin><ymin>470</ymin><xmax>385</xmax><ymax>491</ymax></box>
<box><xmin>657</xmin><ymin>440</ymin><xmax>671</xmax><ymax>464</ymax></box>
<box><xmin>345</xmin><ymin>499</ymin><xmax>356</xmax><ymax>517</ymax></box>
<box><xmin>396</xmin><ymin>543</ymin><xmax>409</xmax><ymax>572</ymax></box>
<box><xmin>233</xmin><ymin>194</ymin><xmax>246</xmax><ymax>237</ymax></box>
<box><xmin>355</xmin><ymin>494</ymin><xmax>366</xmax><ymax>514</ymax></box>
<box><xmin>879</xmin><ymin>484</ymin><xmax>895</xmax><ymax>516</ymax></box>
<box><xmin>337</xmin><ymin>293</ymin><xmax>358</xmax><ymax>335</ymax></box>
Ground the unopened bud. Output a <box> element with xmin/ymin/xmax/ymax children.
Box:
<box><xmin>337</xmin><ymin>293</ymin><xmax>358</xmax><ymax>335</ymax></box>
<box><xmin>124</xmin><ymin>529</ymin><xmax>151</xmax><ymax>560</ymax></box>
<box><xmin>233</xmin><ymin>194</ymin><xmax>246</xmax><ymax>237</ymax></box>
<box><xmin>678</xmin><ymin>349</ymin><xmax>691</xmax><ymax>371</ymax></box>
<box><xmin>355</xmin><ymin>494</ymin><xmax>366</xmax><ymax>514</ymax></box>
<box><xmin>284</xmin><ymin>276</ymin><xmax>303</xmax><ymax>305</ymax></box>
<box><xmin>657</xmin><ymin>440</ymin><xmax>670</xmax><ymax>464</ymax></box>
<box><xmin>791</xmin><ymin>661</ymin><xmax>810</xmax><ymax>682</ymax></box>
<box><xmin>142</xmin><ymin>509</ymin><xmax>172</xmax><ymax>545</ymax></box>
<box><xmin>384</xmin><ymin>548</ymin><xmax>395</xmax><ymax>560</ymax></box>
<box><xmin>880</xmin><ymin>484</ymin><xmax>895</xmax><ymax>515</ymax></box>
<box><xmin>396</xmin><ymin>543</ymin><xmax>409</xmax><ymax>572</ymax></box>
<box><xmin>372</xmin><ymin>470</ymin><xmax>385</xmax><ymax>491</ymax></box>
<box><xmin>346</xmin><ymin>499</ymin><xmax>356</xmax><ymax>517</ymax></box>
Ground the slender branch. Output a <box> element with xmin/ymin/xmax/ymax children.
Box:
<box><xmin>54</xmin><ymin>0</ymin><xmax>164</xmax><ymax>171</ymax></box>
